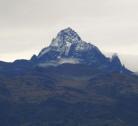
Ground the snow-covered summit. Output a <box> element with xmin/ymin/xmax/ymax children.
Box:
<box><xmin>38</xmin><ymin>27</ymin><xmax>98</xmax><ymax>58</ymax></box>
<box><xmin>30</xmin><ymin>27</ymin><xmax>131</xmax><ymax>73</ymax></box>
<box><xmin>50</xmin><ymin>27</ymin><xmax>81</xmax><ymax>47</ymax></box>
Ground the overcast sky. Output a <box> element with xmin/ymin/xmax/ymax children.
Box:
<box><xmin>0</xmin><ymin>0</ymin><xmax>138</xmax><ymax>71</ymax></box>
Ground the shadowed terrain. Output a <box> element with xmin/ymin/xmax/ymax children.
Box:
<box><xmin>0</xmin><ymin>64</ymin><xmax>138</xmax><ymax>126</ymax></box>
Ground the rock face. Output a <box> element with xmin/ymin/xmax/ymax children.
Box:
<box><xmin>36</xmin><ymin>28</ymin><xmax>106</xmax><ymax>63</ymax></box>
<box><xmin>30</xmin><ymin>27</ymin><xmax>131</xmax><ymax>74</ymax></box>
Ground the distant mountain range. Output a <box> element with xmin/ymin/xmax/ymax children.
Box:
<box><xmin>0</xmin><ymin>28</ymin><xmax>138</xmax><ymax>126</ymax></box>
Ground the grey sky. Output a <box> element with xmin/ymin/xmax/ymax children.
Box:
<box><xmin>0</xmin><ymin>0</ymin><xmax>138</xmax><ymax>71</ymax></box>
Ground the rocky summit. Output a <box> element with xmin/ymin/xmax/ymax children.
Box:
<box><xmin>30</xmin><ymin>27</ymin><xmax>131</xmax><ymax>74</ymax></box>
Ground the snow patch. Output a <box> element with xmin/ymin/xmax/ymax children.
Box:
<box><xmin>75</xmin><ymin>41</ymin><xmax>94</xmax><ymax>52</ymax></box>
<box><xmin>65</xmin><ymin>41</ymin><xmax>72</xmax><ymax>55</ymax></box>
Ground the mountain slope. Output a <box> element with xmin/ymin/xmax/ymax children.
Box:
<box><xmin>0</xmin><ymin>64</ymin><xmax>138</xmax><ymax>126</ymax></box>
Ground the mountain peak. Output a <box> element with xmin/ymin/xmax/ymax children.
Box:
<box><xmin>111</xmin><ymin>54</ymin><xmax>121</xmax><ymax>64</ymax></box>
<box><xmin>38</xmin><ymin>28</ymin><xmax>107</xmax><ymax>62</ymax></box>
<box><xmin>60</xmin><ymin>27</ymin><xmax>75</xmax><ymax>33</ymax></box>
<box><xmin>59</xmin><ymin>27</ymin><xmax>78</xmax><ymax>35</ymax></box>
<box><xmin>48</xmin><ymin>28</ymin><xmax>81</xmax><ymax>49</ymax></box>
<box><xmin>59</xmin><ymin>27</ymin><xmax>80</xmax><ymax>37</ymax></box>
<box><xmin>52</xmin><ymin>27</ymin><xmax>81</xmax><ymax>45</ymax></box>
<box><xmin>110</xmin><ymin>53</ymin><xmax>122</xmax><ymax>68</ymax></box>
<box><xmin>38</xmin><ymin>28</ymin><xmax>100</xmax><ymax>59</ymax></box>
<box><xmin>36</xmin><ymin>28</ymin><xmax>131</xmax><ymax>74</ymax></box>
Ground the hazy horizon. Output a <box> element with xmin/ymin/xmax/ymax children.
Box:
<box><xmin>0</xmin><ymin>0</ymin><xmax>138</xmax><ymax>72</ymax></box>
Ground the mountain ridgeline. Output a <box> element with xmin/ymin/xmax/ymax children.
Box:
<box><xmin>31</xmin><ymin>27</ymin><xmax>130</xmax><ymax>73</ymax></box>
<box><xmin>0</xmin><ymin>27</ymin><xmax>131</xmax><ymax>74</ymax></box>
<box><xmin>0</xmin><ymin>28</ymin><xmax>138</xmax><ymax>126</ymax></box>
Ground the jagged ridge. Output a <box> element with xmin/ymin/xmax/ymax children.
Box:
<box><xmin>31</xmin><ymin>27</ymin><xmax>131</xmax><ymax>74</ymax></box>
